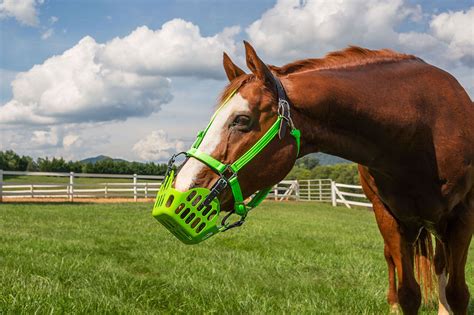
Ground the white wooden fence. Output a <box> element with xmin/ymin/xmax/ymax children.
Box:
<box><xmin>331</xmin><ymin>182</ymin><xmax>372</xmax><ymax>208</ymax></box>
<box><xmin>0</xmin><ymin>170</ymin><xmax>163</xmax><ymax>201</ymax></box>
<box><xmin>0</xmin><ymin>170</ymin><xmax>372</xmax><ymax>208</ymax></box>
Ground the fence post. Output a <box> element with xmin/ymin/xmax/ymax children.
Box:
<box><xmin>308</xmin><ymin>180</ymin><xmax>312</xmax><ymax>201</ymax></box>
<box><xmin>319</xmin><ymin>179</ymin><xmax>322</xmax><ymax>201</ymax></box>
<box><xmin>331</xmin><ymin>181</ymin><xmax>337</xmax><ymax>207</ymax></box>
<box><xmin>145</xmin><ymin>182</ymin><xmax>148</xmax><ymax>199</ymax></box>
<box><xmin>0</xmin><ymin>169</ymin><xmax>3</xmax><ymax>202</ymax></box>
<box><xmin>69</xmin><ymin>172</ymin><xmax>74</xmax><ymax>202</ymax></box>
<box><xmin>30</xmin><ymin>184</ymin><xmax>34</xmax><ymax>198</ymax></box>
<box><xmin>133</xmin><ymin>174</ymin><xmax>137</xmax><ymax>202</ymax></box>
<box><xmin>274</xmin><ymin>186</ymin><xmax>278</xmax><ymax>201</ymax></box>
<box><xmin>105</xmin><ymin>183</ymin><xmax>108</xmax><ymax>199</ymax></box>
<box><xmin>295</xmin><ymin>181</ymin><xmax>300</xmax><ymax>201</ymax></box>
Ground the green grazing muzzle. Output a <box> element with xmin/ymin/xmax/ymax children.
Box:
<box><xmin>153</xmin><ymin>80</ymin><xmax>301</xmax><ymax>244</ymax></box>
<box><xmin>152</xmin><ymin>170</ymin><xmax>222</xmax><ymax>244</ymax></box>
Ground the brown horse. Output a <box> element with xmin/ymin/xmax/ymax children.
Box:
<box><xmin>174</xmin><ymin>41</ymin><xmax>474</xmax><ymax>314</ymax></box>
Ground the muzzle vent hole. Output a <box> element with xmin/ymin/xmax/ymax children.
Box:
<box><xmin>175</xmin><ymin>203</ymin><xmax>185</xmax><ymax>214</ymax></box>
<box><xmin>165</xmin><ymin>195</ymin><xmax>174</xmax><ymax>207</ymax></box>
<box><xmin>208</xmin><ymin>210</ymin><xmax>217</xmax><ymax>220</ymax></box>
<box><xmin>191</xmin><ymin>218</ymin><xmax>201</xmax><ymax>228</ymax></box>
<box><xmin>196</xmin><ymin>223</ymin><xmax>206</xmax><ymax>233</ymax></box>
<box><xmin>185</xmin><ymin>213</ymin><xmax>196</xmax><ymax>224</ymax></box>
<box><xmin>186</xmin><ymin>191</ymin><xmax>197</xmax><ymax>201</ymax></box>
<box><xmin>192</xmin><ymin>195</ymin><xmax>202</xmax><ymax>206</ymax></box>
<box><xmin>202</xmin><ymin>206</ymin><xmax>212</xmax><ymax>216</ymax></box>
<box><xmin>180</xmin><ymin>208</ymin><xmax>190</xmax><ymax>219</ymax></box>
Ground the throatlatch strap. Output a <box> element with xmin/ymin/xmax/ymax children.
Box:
<box><xmin>248</xmin><ymin>187</ymin><xmax>272</xmax><ymax>208</ymax></box>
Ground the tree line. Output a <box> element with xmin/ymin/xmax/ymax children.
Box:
<box><xmin>0</xmin><ymin>150</ymin><xmax>167</xmax><ymax>175</ymax></box>
<box><xmin>286</xmin><ymin>155</ymin><xmax>360</xmax><ymax>185</ymax></box>
<box><xmin>1</xmin><ymin>150</ymin><xmax>359</xmax><ymax>182</ymax></box>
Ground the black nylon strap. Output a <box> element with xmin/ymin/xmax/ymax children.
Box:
<box><xmin>269</xmin><ymin>72</ymin><xmax>292</xmax><ymax>139</ymax></box>
<box><xmin>201</xmin><ymin>177</ymin><xmax>228</xmax><ymax>208</ymax></box>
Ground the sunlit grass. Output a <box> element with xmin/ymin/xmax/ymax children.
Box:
<box><xmin>1</xmin><ymin>202</ymin><xmax>472</xmax><ymax>314</ymax></box>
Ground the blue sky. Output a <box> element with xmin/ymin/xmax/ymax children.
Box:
<box><xmin>0</xmin><ymin>0</ymin><xmax>473</xmax><ymax>161</ymax></box>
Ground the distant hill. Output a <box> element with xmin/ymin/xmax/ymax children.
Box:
<box><xmin>80</xmin><ymin>155</ymin><xmax>128</xmax><ymax>164</ymax></box>
<box><xmin>313</xmin><ymin>153</ymin><xmax>350</xmax><ymax>165</ymax></box>
<box><xmin>80</xmin><ymin>153</ymin><xmax>349</xmax><ymax>166</ymax></box>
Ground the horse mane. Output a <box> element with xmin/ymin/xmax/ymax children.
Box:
<box><xmin>269</xmin><ymin>46</ymin><xmax>421</xmax><ymax>75</ymax></box>
<box><xmin>218</xmin><ymin>46</ymin><xmax>421</xmax><ymax>104</ymax></box>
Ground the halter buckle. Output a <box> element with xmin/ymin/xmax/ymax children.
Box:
<box><xmin>201</xmin><ymin>177</ymin><xmax>228</xmax><ymax>208</ymax></box>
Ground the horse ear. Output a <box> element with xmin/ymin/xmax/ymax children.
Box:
<box><xmin>223</xmin><ymin>52</ymin><xmax>246</xmax><ymax>81</ymax></box>
<box><xmin>243</xmin><ymin>41</ymin><xmax>273</xmax><ymax>84</ymax></box>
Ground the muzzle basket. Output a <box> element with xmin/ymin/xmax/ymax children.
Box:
<box><xmin>152</xmin><ymin>170</ymin><xmax>221</xmax><ymax>244</ymax></box>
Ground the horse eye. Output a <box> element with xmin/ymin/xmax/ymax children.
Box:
<box><xmin>232</xmin><ymin>115</ymin><xmax>251</xmax><ymax>126</ymax></box>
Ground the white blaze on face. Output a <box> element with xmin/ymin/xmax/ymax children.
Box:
<box><xmin>174</xmin><ymin>93</ymin><xmax>250</xmax><ymax>192</ymax></box>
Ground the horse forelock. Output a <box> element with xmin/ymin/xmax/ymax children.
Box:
<box><xmin>218</xmin><ymin>74</ymin><xmax>254</xmax><ymax>107</ymax></box>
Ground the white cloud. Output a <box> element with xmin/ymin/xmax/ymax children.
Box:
<box><xmin>100</xmin><ymin>19</ymin><xmax>240</xmax><ymax>79</ymax></box>
<box><xmin>430</xmin><ymin>8</ymin><xmax>474</xmax><ymax>67</ymax></box>
<box><xmin>0</xmin><ymin>18</ymin><xmax>240</xmax><ymax>126</ymax></box>
<box><xmin>246</xmin><ymin>0</ymin><xmax>473</xmax><ymax>69</ymax></box>
<box><xmin>41</xmin><ymin>28</ymin><xmax>53</xmax><ymax>39</ymax></box>
<box><xmin>31</xmin><ymin>127</ymin><xmax>59</xmax><ymax>148</ymax></box>
<box><xmin>133</xmin><ymin>130</ymin><xmax>185</xmax><ymax>161</ymax></box>
<box><xmin>63</xmin><ymin>134</ymin><xmax>81</xmax><ymax>148</ymax></box>
<box><xmin>0</xmin><ymin>36</ymin><xmax>173</xmax><ymax>125</ymax></box>
<box><xmin>0</xmin><ymin>0</ymin><xmax>41</xmax><ymax>26</ymax></box>
<box><xmin>49</xmin><ymin>16</ymin><xmax>58</xmax><ymax>24</ymax></box>
<box><xmin>0</xmin><ymin>68</ymin><xmax>18</xmax><ymax>102</ymax></box>
<box><xmin>246</xmin><ymin>0</ymin><xmax>421</xmax><ymax>60</ymax></box>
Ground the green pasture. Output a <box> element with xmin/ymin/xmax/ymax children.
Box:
<box><xmin>0</xmin><ymin>202</ymin><xmax>472</xmax><ymax>314</ymax></box>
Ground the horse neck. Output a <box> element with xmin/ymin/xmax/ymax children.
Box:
<box><xmin>285</xmin><ymin>68</ymin><xmax>410</xmax><ymax>169</ymax></box>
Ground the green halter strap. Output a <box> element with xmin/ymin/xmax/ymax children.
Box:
<box><xmin>185</xmin><ymin>76</ymin><xmax>301</xmax><ymax>222</ymax></box>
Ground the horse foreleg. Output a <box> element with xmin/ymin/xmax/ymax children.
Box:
<box><xmin>444</xmin><ymin>204</ymin><xmax>473</xmax><ymax>315</ymax></box>
<box><xmin>384</xmin><ymin>244</ymin><xmax>400</xmax><ymax>313</ymax></box>
<box><xmin>373</xmin><ymin>201</ymin><xmax>420</xmax><ymax>315</ymax></box>
<box><xmin>371</xmin><ymin>197</ymin><xmax>401</xmax><ymax>313</ymax></box>
<box><xmin>391</xmin><ymin>233</ymin><xmax>422</xmax><ymax>315</ymax></box>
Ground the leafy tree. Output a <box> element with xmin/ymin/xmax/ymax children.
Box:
<box><xmin>295</xmin><ymin>156</ymin><xmax>320</xmax><ymax>169</ymax></box>
<box><xmin>0</xmin><ymin>150</ymin><xmax>170</xmax><ymax>176</ymax></box>
<box><xmin>286</xmin><ymin>161</ymin><xmax>359</xmax><ymax>184</ymax></box>
<box><xmin>0</xmin><ymin>150</ymin><xmax>31</xmax><ymax>171</ymax></box>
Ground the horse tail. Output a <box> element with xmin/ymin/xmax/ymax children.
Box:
<box><xmin>414</xmin><ymin>228</ymin><xmax>437</xmax><ymax>305</ymax></box>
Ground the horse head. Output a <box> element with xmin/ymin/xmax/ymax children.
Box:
<box><xmin>153</xmin><ymin>42</ymin><xmax>300</xmax><ymax>243</ymax></box>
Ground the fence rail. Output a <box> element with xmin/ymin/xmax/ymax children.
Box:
<box><xmin>0</xmin><ymin>170</ymin><xmax>163</xmax><ymax>201</ymax></box>
<box><xmin>0</xmin><ymin>170</ymin><xmax>372</xmax><ymax>208</ymax></box>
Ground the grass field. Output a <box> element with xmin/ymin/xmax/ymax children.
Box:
<box><xmin>1</xmin><ymin>202</ymin><xmax>472</xmax><ymax>314</ymax></box>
